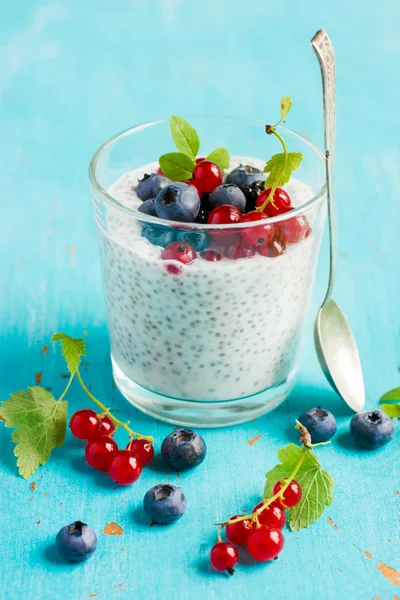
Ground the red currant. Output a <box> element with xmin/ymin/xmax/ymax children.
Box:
<box><xmin>279</xmin><ymin>215</ymin><xmax>311</xmax><ymax>244</ymax></box>
<box><xmin>273</xmin><ymin>480</ymin><xmax>302</xmax><ymax>508</ymax></box>
<box><xmin>247</xmin><ymin>526</ymin><xmax>284</xmax><ymax>561</ymax></box>
<box><xmin>257</xmin><ymin>237</ymin><xmax>286</xmax><ymax>258</ymax></box>
<box><xmin>223</xmin><ymin>238</ymin><xmax>255</xmax><ymax>260</ymax></box>
<box><xmin>195</xmin><ymin>157</ymin><xmax>205</xmax><ymax>164</ymax></box>
<box><xmin>157</xmin><ymin>166</ymin><xmax>164</xmax><ymax>175</ymax></box>
<box><xmin>96</xmin><ymin>414</ymin><xmax>116</xmax><ymax>437</ymax></box>
<box><xmin>210</xmin><ymin>542</ymin><xmax>239</xmax><ymax>573</ymax></box>
<box><xmin>240</xmin><ymin>211</ymin><xmax>275</xmax><ymax>247</ymax></box>
<box><xmin>256</xmin><ymin>188</ymin><xmax>292</xmax><ymax>216</ymax></box>
<box><xmin>207</xmin><ymin>204</ymin><xmax>242</xmax><ymax>226</ymax></box>
<box><xmin>193</xmin><ymin>161</ymin><xmax>222</xmax><ymax>193</ymax></box>
<box><xmin>70</xmin><ymin>409</ymin><xmax>99</xmax><ymax>440</ymax></box>
<box><xmin>85</xmin><ymin>435</ymin><xmax>118</xmax><ymax>471</ymax></box>
<box><xmin>108</xmin><ymin>450</ymin><xmax>142</xmax><ymax>485</ymax></box>
<box><xmin>253</xmin><ymin>501</ymin><xmax>286</xmax><ymax>529</ymax></box>
<box><xmin>226</xmin><ymin>516</ymin><xmax>253</xmax><ymax>545</ymax></box>
<box><xmin>200</xmin><ymin>250</ymin><xmax>222</xmax><ymax>262</ymax></box>
<box><xmin>127</xmin><ymin>438</ymin><xmax>154</xmax><ymax>466</ymax></box>
<box><xmin>161</xmin><ymin>241</ymin><xmax>197</xmax><ymax>264</ymax></box>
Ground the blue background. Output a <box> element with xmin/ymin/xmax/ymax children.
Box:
<box><xmin>0</xmin><ymin>1</ymin><xmax>399</xmax><ymax>599</ymax></box>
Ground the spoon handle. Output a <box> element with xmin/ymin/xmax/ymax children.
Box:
<box><xmin>311</xmin><ymin>30</ymin><xmax>337</xmax><ymax>303</ymax></box>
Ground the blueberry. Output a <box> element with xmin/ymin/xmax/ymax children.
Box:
<box><xmin>176</xmin><ymin>230</ymin><xmax>210</xmax><ymax>252</ymax></box>
<box><xmin>137</xmin><ymin>174</ymin><xmax>171</xmax><ymax>201</ymax></box>
<box><xmin>143</xmin><ymin>484</ymin><xmax>186</xmax><ymax>524</ymax></box>
<box><xmin>298</xmin><ymin>406</ymin><xmax>337</xmax><ymax>443</ymax></box>
<box><xmin>142</xmin><ymin>225</ymin><xmax>177</xmax><ymax>247</ymax></box>
<box><xmin>161</xmin><ymin>428</ymin><xmax>206</xmax><ymax>471</ymax></box>
<box><xmin>55</xmin><ymin>521</ymin><xmax>97</xmax><ymax>563</ymax></box>
<box><xmin>350</xmin><ymin>410</ymin><xmax>395</xmax><ymax>449</ymax></box>
<box><xmin>208</xmin><ymin>184</ymin><xmax>246</xmax><ymax>212</ymax></box>
<box><xmin>155</xmin><ymin>183</ymin><xmax>200</xmax><ymax>222</ymax></box>
<box><xmin>138</xmin><ymin>198</ymin><xmax>158</xmax><ymax>216</ymax></box>
<box><xmin>243</xmin><ymin>180</ymin><xmax>265</xmax><ymax>212</ymax></box>
<box><xmin>226</xmin><ymin>164</ymin><xmax>265</xmax><ymax>191</ymax></box>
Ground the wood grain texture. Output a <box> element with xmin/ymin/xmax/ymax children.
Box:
<box><xmin>0</xmin><ymin>1</ymin><xmax>399</xmax><ymax>599</ymax></box>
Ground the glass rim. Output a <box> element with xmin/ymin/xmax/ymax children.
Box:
<box><xmin>88</xmin><ymin>116</ymin><xmax>327</xmax><ymax>229</ymax></box>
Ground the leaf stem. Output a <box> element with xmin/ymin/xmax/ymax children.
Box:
<box><xmin>58</xmin><ymin>373</ymin><xmax>75</xmax><ymax>403</ymax></box>
<box><xmin>75</xmin><ymin>370</ymin><xmax>153</xmax><ymax>443</ymax></box>
<box><xmin>257</xmin><ymin>126</ymin><xmax>288</xmax><ymax>213</ymax></box>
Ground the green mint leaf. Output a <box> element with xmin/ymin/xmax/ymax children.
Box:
<box><xmin>159</xmin><ymin>152</ymin><xmax>195</xmax><ymax>181</ymax></box>
<box><xmin>264</xmin><ymin>444</ymin><xmax>334</xmax><ymax>531</ymax></box>
<box><xmin>280</xmin><ymin>94</ymin><xmax>292</xmax><ymax>121</ymax></box>
<box><xmin>381</xmin><ymin>403</ymin><xmax>400</xmax><ymax>419</ymax></box>
<box><xmin>170</xmin><ymin>116</ymin><xmax>200</xmax><ymax>159</ymax></box>
<box><xmin>263</xmin><ymin>152</ymin><xmax>303</xmax><ymax>187</ymax></box>
<box><xmin>0</xmin><ymin>387</ymin><xmax>67</xmax><ymax>479</ymax></box>
<box><xmin>380</xmin><ymin>387</ymin><xmax>400</xmax><ymax>402</ymax></box>
<box><xmin>51</xmin><ymin>332</ymin><xmax>86</xmax><ymax>374</ymax></box>
<box><xmin>206</xmin><ymin>147</ymin><xmax>230</xmax><ymax>170</ymax></box>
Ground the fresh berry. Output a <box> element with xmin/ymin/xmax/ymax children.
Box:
<box><xmin>194</xmin><ymin>206</ymin><xmax>210</xmax><ymax>224</ymax></box>
<box><xmin>141</xmin><ymin>225</ymin><xmax>177</xmax><ymax>247</ymax></box>
<box><xmin>176</xmin><ymin>230</ymin><xmax>210</xmax><ymax>252</ymax></box>
<box><xmin>127</xmin><ymin>438</ymin><xmax>154</xmax><ymax>466</ymax></box>
<box><xmin>258</xmin><ymin>237</ymin><xmax>286</xmax><ymax>258</ymax></box>
<box><xmin>253</xmin><ymin>501</ymin><xmax>286</xmax><ymax>529</ymax></box>
<box><xmin>207</xmin><ymin>204</ymin><xmax>242</xmax><ymax>226</ymax></box>
<box><xmin>161</xmin><ymin>241</ymin><xmax>197</xmax><ymax>265</ymax></box>
<box><xmin>279</xmin><ymin>214</ymin><xmax>311</xmax><ymax>243</ymax></box>
<box><xmin>195</xmin><ymin>157</ymin><xmax>205</xmax><ymax>164</ymax></box>
<box><xmin>161</xmin><ymin>428</ymin><xmax>206</xmax><ymax>471</ymax></box>
<box><xmin>138</xmin><ymin>198</ymin><xmax>158</xmax><ymax>216</ymax></box>
<box><xmin>350</xmin><ymin>410</ymin><xmax>395</xmax><ymax>449</ymax></box>
<box><xmin>209</xmin><ymin>184</ymin><xmax>246</xmax><ymax>212</ymax></box>
<box><xmin>108</xmin><ymin>449</ymin><xmax>142</xmax><ymax>485</ymax></box>
<box><xmin>56</xmin><ymin>521</ymin><xmax>97</xmax><ymax>563</ymax></box>
<box><xmin>223</xmin><ymin>238</ymin><xmax>256</xmax><ymax>260</ymax></box>
<box><xmin>70</xmin><ymin>409</ymin><xmax>99</xmax><ymax>440</ymax></box>
<box><xmin>243</xmin><ymin>180</ymin><xmax>265</xmax><ymax>212</ymax></box>
<box><xmin>143</xmin><ymin>484</ymin><xmax>186</xmax><ymax>524</ymax></box>
<box><xmin>298</xmin><ymin>406</ymin><xmax>337</xmax><ymax>443</ymax></box>
<box><xmin>247</xmin><ymin>526</ymin><xmax>284</xmax><ymax>561</ymax></box>
<box><xmin>200</xmin><ymin>250</ymin><xmax>222</xmax><ymax>262</ymax></box>
<box><xmin>155</xmin><ymin>183</ymin><xmax>200</xmax><ymax>222</ymax></box>
<box><xmin>137</xmin><ymin>173</ymin><xmax>171</xmax><ymax>201</ymax></box>
<box><xmin>226</xmin><ymin>516</ymin><xmax>253</xmax><ymax>545</ymax></box>
<box><xmin>192</xmin><ymin>161</ymin><xmax>222</xmax><ymax>193</ymax></box>
<box><xmin>85</xmin><ymin>435</ymin><xmax>118</xmax><ymax>471</ymax></box>
<box><xmin>240</xmin><ymin>212</ymin><xmax>275</xmax><ymax>247</ymax></box>
<box><xmin>210</xmin><ymin>542</ymin><xmax>239</xmax><ymax>573</ymax></box>
<box><xmin>96</xmin><ymin>414</ymin><xmax>116</xmax><ymax>437</ymax></box>
<box><xmin>273</xmin><ymin>480</ymin><xmax>302</xmax><ymax>508</ymax></box>
<box><xmin>226</xmin><ymin>164</ymin><xmax>265</xmax><ymax>191</ymax></box>
<box><xmin>256</xmin><ymin>188</ymin><xmax>292</xmax><ymax>216</ymax></box>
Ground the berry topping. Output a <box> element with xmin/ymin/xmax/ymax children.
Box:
<box><xmin>138</xmin><ymin>198</ymin><xmax>158</xmax><ymax>216</ymax></box>
<box><xmin>137</xmin><ymin>173</ymin><xmax>171</xmax><ymax>201</ymax></box>
<box><xmin>161</xmin><ymin>241</ymin><xmax>197</xmax><ymax>265</ymax></box>
<box><xmin>85</xmin><ymin>435</ymin><xmax>118</xmax><ymax>471</ymax></box>
<box><xmin>257</xmin><ymin>237</ymin><xmax>286</xmax><ymax>258</ymax></box>
<box><xmin>256</xmin><ymin>187</ymin><xmax>292</xmax><ymax>217</ymax></box>
<box><xmin>176</xmin><ymin>230</ymin><xmax>210</xmax><ymax>252</ymax></box>
<box><xmin>143</xmin><ymin>484</ymin><xmax>187</xmax><ymax>524</ymax></box>
<box><xmin>226</xmin><ymin>164</ymin><xmax>265</xmax><ymax>191</ymax></box>
<box><xmin>69</xmin><ymin>409</ymin><xmax>99</xmax><ymax>440</ymax></box>
<box><xmin>243</xmin><ymin>180</ymin><xmax>265</xmax><ymax>212</ymax></box>
<box><xmin>161</xmin><ymin>429</ymin><xmax>206</xmax><ymax>471</ymax></box>
<box><xmin>108</xmin><ymin>449</ymin><xmax>142</xmax><ymax>485</ymax></box>
<box><xmin>210</xmin><ymin>542</ymin><xmax>239</xmax><ymax>573</ymax></box>
<box><xmin>127</xmin><ymin>438</ymin><xmax>154</xmax><ymax>466</ymax></box>
<box><xmin>96</xmin><ymin>414</ymin><xmax>116</xmax><ymax>437</ymax></box>
<box><xmin>207</xmin><ymin>204</ymin><xmax>242</xmax><ymax>226</ymax></box>
<box><xmin>223</xmin><ymin>238</ymin><xmax>256</xmax><ymax>260</ymax></box>
<box><xmin>253</xmin><ymin>501</ymin><xmax>286</xmax><ymax>529</ymax></box>
<box><xmin>246</xmin><ymin>526</ymin><xmax>284</xmax><ymax>561</ymax></box>
<box><xmin>200</xmin><ymin>250</ymin><xmax>222</xmax><ymax>262</ymax></box>
<box><xmin>279</xmin><ymin>214</ymin><xmax>311</xmax><ymax>244</ymax></box>
<box><xmin>225</xmin><ymin>516</ymin><xmax>253</xmax><ymax>545</ymax></box>
<box><xmin>350</xmin><ymin>410</ymin><xmax>395</xmax><ymax>449</ymax></box>
<box><xmin>194</xmin><ymin>206</ymin><xmax>210</xmax><ymax>224</ymax></box>
<box><xmin>141</xmin><ymin>225</ymin><xmax>177</xmax><ymax>248</ymax></box>
<box><xmin>240</xmin><ymin>211</ymin><xmax>275</xmax><ymax>247</ymax></box>
<box><xmin>273</xmin><ymin>480</ymin><xmax>302</xmax><ymax>509</ymax></box>
<box><xmin>209</xmin><ymin>184</ymin><xmax>246</xmax><ymax>212</ymax></box>
<box><xmin>56</xmin><ymin>521</ymin><xmax>97</xmax><ymax>563</ymax></box>
<box><xmin>156</xmin><ymin>183</ymin><xmax>200</xmax><ymax>222</ymax></box>
<box><xmin>192</xmin><ymin>161</ymin><xmax>223</xmax><ymax>193</ymax></box>
<box><xmin>298</xmin><ymin>407</ymin><xmax>337</xmax><ymax>443</ymax></box>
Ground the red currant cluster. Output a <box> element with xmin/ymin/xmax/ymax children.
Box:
<box><xmin>69</xmin><ymin>409</ymin><xmax>154</xmax><ymax>485</ymax></box>
<box><xmin>210</xmin><ymin>479</ymin><xmax>302</xmax><ymax>574</ymax></box>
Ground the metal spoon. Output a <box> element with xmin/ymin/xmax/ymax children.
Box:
<box><xmin>311</xmin><ymin>29</ymin><xmax>365</xmax><ymax>412</ymax></box>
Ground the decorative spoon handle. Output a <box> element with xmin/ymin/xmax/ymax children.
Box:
<box><xmin>311</xmin><ymin>30</ymin><xmax>337</xmax><ymax>303</ymax></box>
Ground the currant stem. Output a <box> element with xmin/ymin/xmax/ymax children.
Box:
<box><xmin>75</xmin><ymin>370</ymin><xmax>153</xmax><ymax>443</ymax></box>
<box><xmin>58</xmin><ymin>373</ymin><xmax>75</xmax><ymax>403</ymax></box>
<box><xmin>257</xmin><ymin>125</ymin><xmax>288</xmax><ymax>213</ymax></box>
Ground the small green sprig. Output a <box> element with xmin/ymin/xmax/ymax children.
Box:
<box><xmin>379</xmin><ymin>383</ymin><xmax>400</xmax><ymax>419</ymax></box>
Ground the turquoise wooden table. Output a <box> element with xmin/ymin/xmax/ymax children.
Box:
<box><xmin>1</xmin><ymin>1</ymin><xmax>399</xmax><ymax>599</ymax></box>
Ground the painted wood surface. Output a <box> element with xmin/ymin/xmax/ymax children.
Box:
<box><xmin>0</xmin><ymin>1</ymin><xmax>399</xmax><ymax>599</ymax></box>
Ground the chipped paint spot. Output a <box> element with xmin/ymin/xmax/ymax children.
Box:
<box><xmin>248</xmin><ymin>435</ymin><xmax>261</xmax><ymax>446</ymax></box>
<box><xmin>327</xmin><ymin>517</ymin><xmax>339</xmax><ymax>529</ymax></box>
<box><xmin>88</xmin><ymin>595</ymin><xmax>98</xmax><ymax>598</ymax></box>
<box><xmin>120</xmin><ymin>548</ymin><xmax>126</xmax><ymax>552</ymax></box>
<box><xmin>83</xmin><ymin>362</ymin><xmax>88</xmax><ymax>371</ymax></box>
<box><xmin>28</xmin><ymin>496</ymin><xmax>34</xmax><ymax>502</ymax></box>
<box><xmin>396</xmin><ymin>491</ymin><xmax>399</xmax><ymax>496</ymax></box>
<box><xmin>61</xmin><ymin>373</ymin><xmax>69</xmax><ymax>379</ymax></box>
<box><xmin>333</xmin><ymin>524</ymin><xmax>339</xmax><ymax>530</ymax></box>
<box><xmin>393</xmin><ymin>596</ymin><xmax>400</xmax><ymax>600</ymax></box>
<box><xmin>45</xmin><ymin>387</ymin><xmax>52</xmax><ymax>391</ymax></box>
<box><xmin>377</xmin><ymin>562</ymin><xmax>400</xmax><ymax>587</ymax></box>
<box><xmin>83</xmin><ymin>330</ymin><xmax>88</xmax><ymax>337</ymax></box>
<box><xmin>364</xmin><ymin>551</ymin><xmax>372</xmax><ymax>558</ymax></box>
<box><xmin>103</xmin><ymin>522</ymin><xmax>123</xmax><ymax>536</ymax></box>
<box><xmin>36</xmin><ymin>520</ymin><xmax>40</xmax><ymax>525</ymax></box>
<box><xmin>35</xmin><ymin>372</ymin><xmax>43</xmax><ymax>385</ymax></box>
<box><xmin>389</xmin><ymin>540</ymin><xmax>392</xmax><ymax>543</ymax></box>
<box><xmin>42</xmin><ymin>345</ymin><xmax>48</xmax><ymax>355</ymax></box>
<box><xmin>338</xmin><ymin>569</ymin><xmax>343</xmax><ymax>573</ymax></box>
<box><xmin>115</xmin><ymin>583</ymin><xmax>123</xmax><ymax>588</ymax></box>
<box><xmin>374</xmin><ymin>596</ymin><xmax>382</xmax><ymax>600</ymax></box>
<box><xmin>328</xmin><ymin>517</ymin><xmax>333</xmax><ymax>524</ymax></box>
<box><xmin>30</xmin><ymin>482</ymin><xmax>36</xmax><ymax>492</ymax></box>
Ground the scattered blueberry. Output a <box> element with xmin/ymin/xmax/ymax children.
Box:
<box><xmin>208</xmin><ymin>184</ymin><xmax>246</xmax><ymax>212</ymax></box>
<box><xmin>137</xmin><ymin>174</ymin><xmax>171</xmax><ymax>201</ymax></box>
<box><xmin>141</xmin><ymin>225</ymin><xmax>177</xmax><ymax>247</ymax></box>
<box><xmin>298</xmin><ymin>406</ymin><xmax>337</xmax><ymax>443</ymax></box>
<box><xmin>138</xmin><ymin>198</ymin><xmax>158</xmax><ymax>216</ymax></box>
<box><xmin>176</xmin><ymin>230</ymin><xmax>210</xmax><ymax>252</ymax></box>
<box><xmin>161</xmin><ymin>428</ymin><xmax>206</xmax><ymax>471</ymax></box>
<box><xmin>226</xmin><ymin>164</ymin><xmax>265</xmax><ymax>191</ymax></box>
<box><xmin>55</xmin><ymin>521</ymin><xmax>97</xmax><ymax>563</ymax></box>
<box><xmin>155</xmin><ymin>183</ymin><xmax>200</xmax><ymax>222</ymax></box>
<box><xmin>143</xmin><ymin>484</ymin><xmax>186</xmax><ymax>524</ymax></box>
<box><xmin>350</xmin><ymin>409</ymin><xmax>395</xmax><ymax>449</ymax></box>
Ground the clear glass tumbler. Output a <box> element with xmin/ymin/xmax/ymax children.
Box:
<box><xmin>89</xmin><ymin>117</ymin><xmax>326</xmax><ymax>427</ymax></box>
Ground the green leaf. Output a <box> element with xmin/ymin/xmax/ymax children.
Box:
<box><xmin>263</xmin><ymin>152</ymin><xmax>303</xmax><ymax>187</ymax></box>
<box><xmin>0</xmin><ymin>387</ymin><xmax>67</xmax><ymax>479</ymax></box>
<box><xmin>280</xmin><ymin>94</ymin><xmax>293</xmax><ymax>121</ymax></box>
<box><xmin>206</xmin><ymin>147</ymin><xmax>230</xmax><ymax>170</ymax></box>
<box><xmin>159</xmin><ymin>152</ymin><xmax>195</xmax><ymax>181</ymax></box>
<box><xmin>381</xmin><ymin>403</ymin><xmax>400</xmax><ymax>419</ymax></box>
<box><xmin>380</xmin><ymin>387</ymin><xmax>400</xmax><ymax>402</ymax></box>
<box><xmin>170</xmin><ymin>116</ymin><xmax>200</xmax><ymax>159</ymax></box>
<box><xmin>51</xmin><ymin>332</ymin><xmax>86</xmax><ymax>374</ymax></box>
<box><xmin>264</xmin><ymin>444</ymin><xmax>334</xmax><ymax>531</ymax></box>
